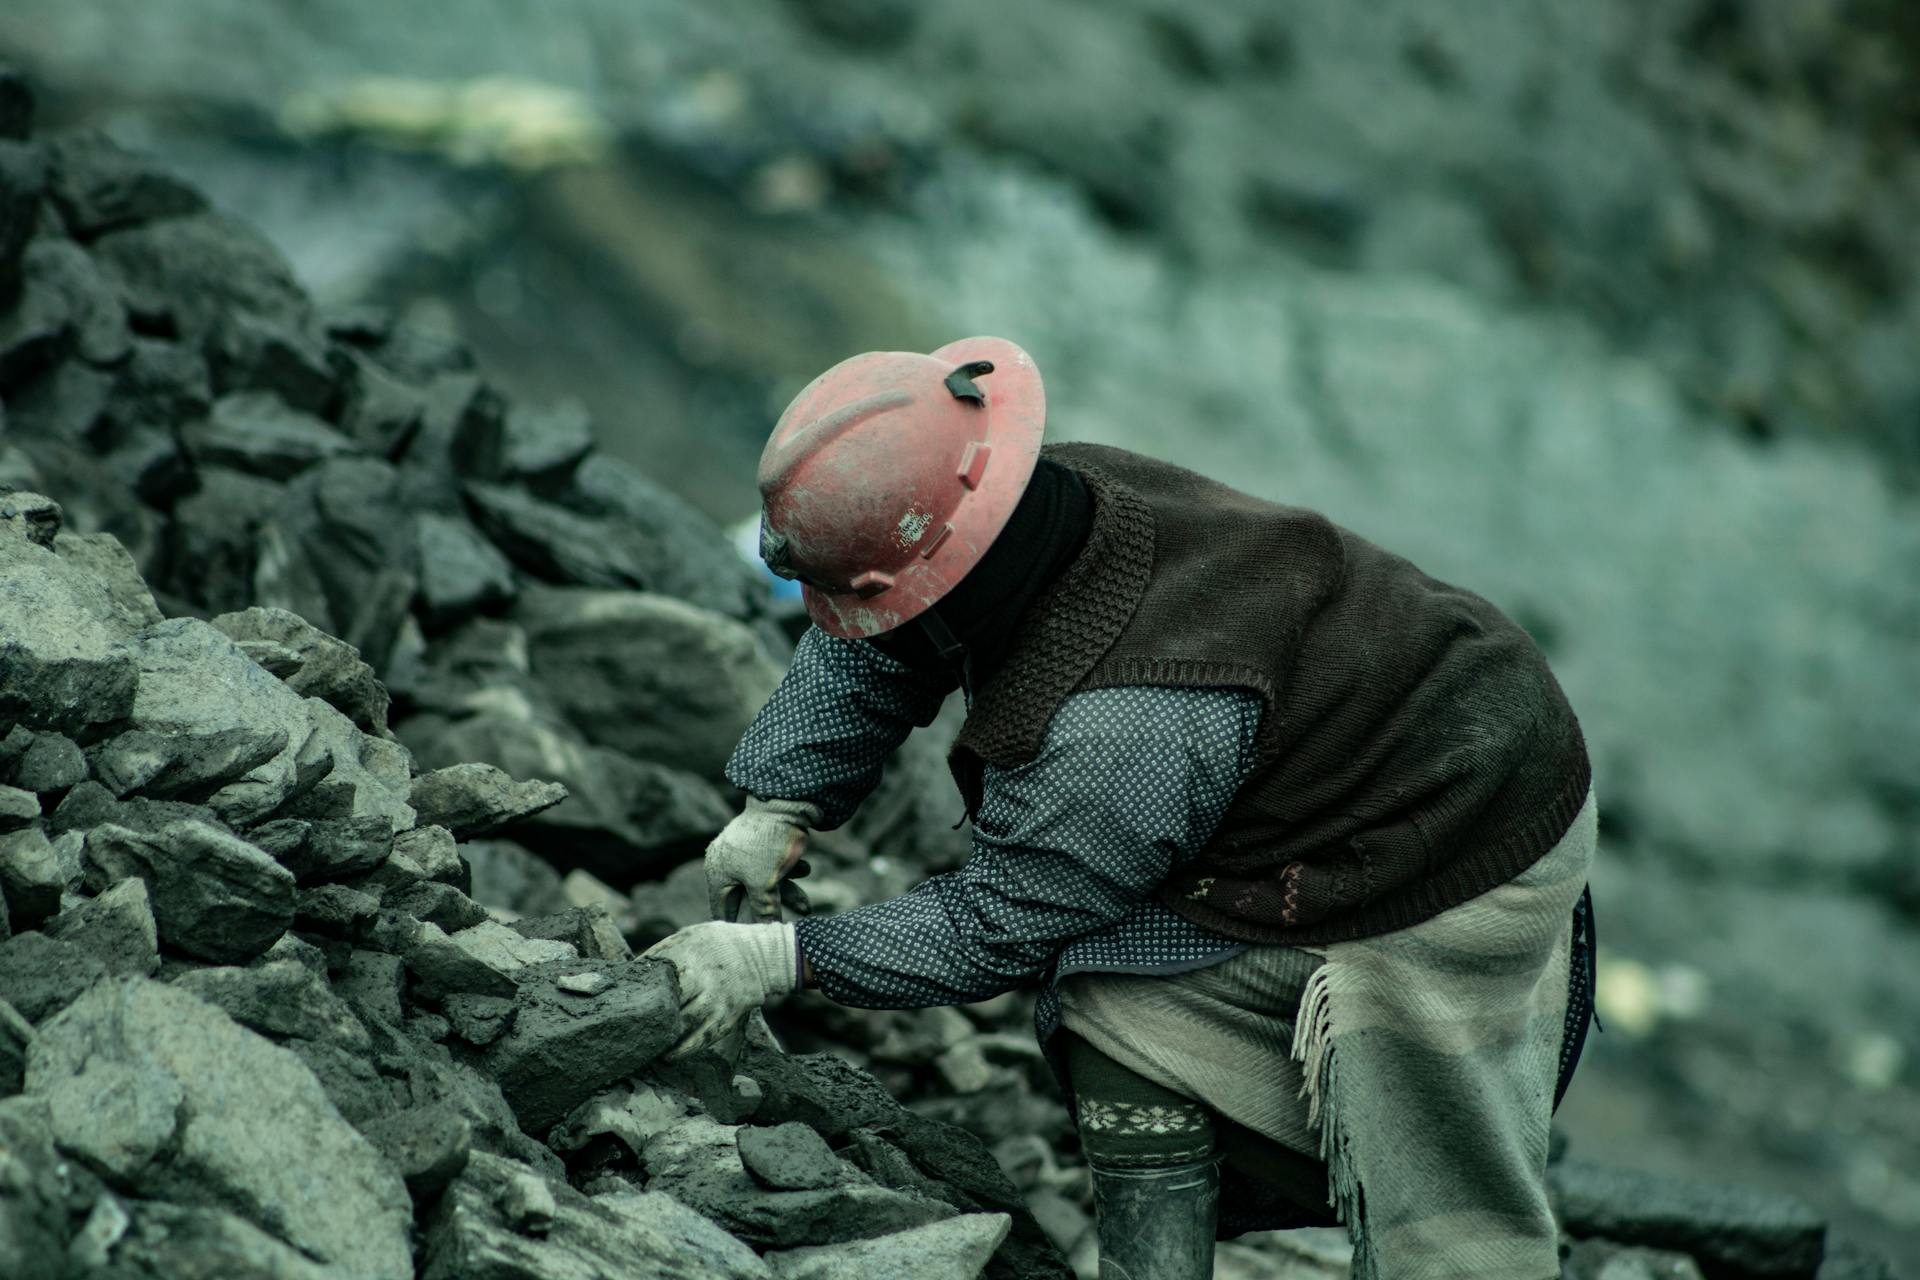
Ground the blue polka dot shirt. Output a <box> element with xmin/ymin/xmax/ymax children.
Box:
<box><xmin>725</xmin><ymin>626</ymin><xmax>1262</xmax><ymax>1034</ymax></box>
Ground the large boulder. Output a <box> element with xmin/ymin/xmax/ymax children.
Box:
<box><xmin>24</xmin><ymin>977</ymin><xmax>414</xmax><ymax>1279</ymax></box>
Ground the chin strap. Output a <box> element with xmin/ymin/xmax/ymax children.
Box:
<box><xmin>915</xmin><ymin>607</ymin><xmax>976</xmax><ymax>697</ymax></box>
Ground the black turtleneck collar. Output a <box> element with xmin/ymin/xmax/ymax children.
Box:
<box><xmin>866</xmin><ymin>455</ymin><xmax>1093</xmax><ymax>695</ymax></box>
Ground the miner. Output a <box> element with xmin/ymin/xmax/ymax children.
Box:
<box><xmin>644</xmin><ymin>336</ymin><xmax>1598</xmax><ymax>1280</ymax></box>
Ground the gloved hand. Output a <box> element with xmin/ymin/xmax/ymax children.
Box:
<box><xmin>642</xmin><ymin>921</ymin><xmax>799</xmax><ymax>1061</ymax></box>
<box><xmin>706</xmin><ymin>795</ymin><xmax>824</xmax><ymax>924</ymax></box>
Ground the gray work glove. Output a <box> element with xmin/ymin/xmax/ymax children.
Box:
<box><xmin>642</xmin><ymin>921</ymin><xmax>798</xmax><ymax>1060</ymax></box>
<box><xmin>705</xmin><ymin>795</ymin><xmax>824</xmax><ymax>924</ymax></box>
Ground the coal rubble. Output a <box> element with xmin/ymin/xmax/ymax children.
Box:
<box><xmin>0</xmin><ymin>69</ymin><xmax>1900</xmax><ymax>1280</ymax></box>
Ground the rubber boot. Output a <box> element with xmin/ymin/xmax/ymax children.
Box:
<box><xmin>1090</xmin><ymin>1156</ymin><xmax>1221</xmax><ymax>1280</ymax></box>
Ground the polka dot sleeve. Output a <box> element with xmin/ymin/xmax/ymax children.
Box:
<box><xmin>723</xmin><ymin>626</ymin><xmax>957</xmax><ymax>831</ymax></box>
<box><xmin>797</xmin><ymin>684</ymin><xmax>1264</xmax><ymax>1010</ymax></box>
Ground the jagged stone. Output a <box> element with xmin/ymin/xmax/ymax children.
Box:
<box><xmin>277</xmin><ymin>697</ymin><xmax>415</xmax><ymax>833</ymax></box>
<box><xmin>207</xmin><ymin>310</ymin><xmax>337</xmax><ymax>416</ymax></box>
<box><xmin>163</xmin><ymin>464</ymin><xmax>288</xmax><ymax>617</ymax></box>
<box><xmin>0</xmin><ymin>997</ymin><xmax>33</xmax><ymax>1092</ymax></box>
<box><xmin>362</xmin><ymin>1103</ymin><xmax>472</xmax><ymax>1202</ymax></box>
<box><xmin>1562</xmin><ymin>1237</ymin><xmax>1706</xmax><ymax>1279</ymax></box>
<box><xmin>409</xmin><ymin>761</ymin><xmax>567</xmax><ymax>840</ymax></box>
<box><xmin>443</xmin><ymin>992</ymin><xmax>517</xmax><ymax>1047</ymax></box>
<box><xmin>293</xmin><ymin>882</ymin><xmax>379</xmax><ymax>939</ymax></box>
<box><xmin>10</xmin><ymin>731</ymin><xmax>84</xmax><ymax>795</ymax></box>
<box><xmin>384</xmin><ymin>880</ymin><xmax>490</xmax><ymax>933</ymax></box>
<box><xmin>394</xmin><ymin>823</ymin><xmax>465</xmax><ymax>884</ymax></box>
<box><xmin>52</xmin><ymin>531</ymin><xmax>163</xmax><ymax>633</ymax></box>
<box><xmin>43</xmin><ymin>876</ymin><xmax>157</xmax><ymax>976</ymax></box>
<box><xmin>88</xmin><ymin>725</ymin><xmax>289</xmax><ymax>802</ymax></box>
<box><xmin>414</xmin><ymin>510</ymin><xmax>519</xmax><ymax>626</ymax></box>
<box><xmin>0</xmin><ymin>1095</ymin><xmax>102</xmax><ymax>1279</ymax></box>
<box><xmin>500</xmin><ymin>1166</ymin><xmax>557</xmax><ymax>1235</ymax></box>
<box><xmin>0</xmin><ymin>242</ymin><xmax>71</xmax><ymax>389</ymax></box>
<box><xmin>0</xmin><ymin>139</ymin><xmax>45</xmax><ymax>300</ymax></box>
<box><xmin>766</xmin><ymin>1213</ymin><xmax>1012</xmax><ymax>1280</ymax></box>
<box><xmin>254</xmin><ymin>814</ymin><xmax>394</xmax><ymax>884</ymax></box>
<box><xmin>555</xmin><ymin>971</ymin><xmax>613</xmax><ymax>997</ymax></box>
<box><xmin>210</xmin><ymin>605</ymin><xmax>389</xmax><ymax>734</ymax></box>
<box><xmin>84</xmin><ymin>821</ymin><xmax>294</xmax><ymax>963</ymax></box>
<box><xmin>42</xmin><ymin>1052</ymin><xmax>184</xmax><ymax>1184</ymax></box>
<box><xmin>253</xmin><ymin>929</ymin><xmax>327</xmax><ymax>976</ymax></box>
<box><xmin>548</xmin><ymin>1082</ymin><xmax>688</xmax><ymax>1157</ymax></box>
<box><xmin>449</xmin><ymin>919</ymin><xmax>576</xmax><ymax>973</ymax></box>
<box><xmin>642</xmin><ymin>1114</ymin><xmax>954</xmax><ymax>1249</ymax></box>
<box><xmin>4</xmin><ymin>359</ymin><xmax>111</xmax><ymax>447</ymax></box>
<box><xmin>0</xmin><ymin>786</ymin><xmax>38</xmax><ymax>833</ymax></box>
<box><xmin>0</xmin><ymin>931</ymin><xmax>107</xmax><ymax>1023</ymax></box>
<box><xmin>520</xmin><ymin>586</ymin><xmax>782</xmax><ymax>779</ymax></box>
<box><xmin>421</xmin><ymin>1150</ymin><xmax>771</xmax><ymax>1280</ymax></box>
<box><xmin>25</xmin><ymin>976</ymin><xmax>413</xmax><ymax>1278</ymax></box>
<box><xmin>737</xmin><ymin>1122</ymin><xmax>851</xmax><ymax>1192</ymax></box>
<box><xmin>464</xmin><ymin>480</ymin><xmax>668</xmax><ymax>591</ymax></box>
<box><xmin>373</xmin><ymin>912</ymin><xmax>518</xmax><ymax>1003</ymax></box>
<box><xmin>482</xmin><ymin>958</ymin><xmax>679</xmax><ymax>1132</ymax></box>
<box><xmin>183</xmin><ymin>391</ymin><xmax>358</xmax><ymax>483</ymax></box>
<box><xmin>334</xmin><ymin>947</ymin><xmax>405</xmax><ymax>1026</ymax></box>
<box><xmin>92</xmin><ymin>210</ymin><xmax>307</xmax><ymax>343</ymax></box>
<box><xmin>500</xmin><ymin>397</ymin><xmax>594</xmax><ymax>486</ymax></box>
<box><xmin>512</xmin><ymin>905</ymin><xmax>632</xmax><ymax>963</ymax></box>
<box><xmin>29</xmin><ymin>238</ymin><xmax>127</xmax><ymax>366</ymax></box>
<box><xmin>335</xmin><ymin>345</ymin><xmax>425</xmax><ymax>455</ymax></box>
<box><xmin>0</xmin><ymin>826</ymin><xmax>61</xmax><ymax>924</ymax></box>
<box><xmin>103</xmin><ymin>335</ymin><xmax>211</xmax><ymax>434</ymax></box>
<box><xmin>173</xmin><ymin>958</ymin><xmax>368</xmax><ymax>1051</ymax></box>
<box><xmin>45</xmin><ymin>131</ymin><xmax>205</xmax><ymax>239</ymax></box>
<box><xmin>50</xmin><ymin>781</ymin><xmax>220</xmax><ymax>843</ymax></box>
<box><xmin>0</xmin><ymin>512</ymin><xmax>138</xmax><ymax>734</ymax></box>
<box><xmin>1551</xmin><ymin>1161</ymin><xmax>1826</xmax><ymax>1279</ymax></box>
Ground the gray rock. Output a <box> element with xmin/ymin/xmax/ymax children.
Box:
<box><xmin>520</xmin><ymin>586</ymin><xmax>783</xmax><ymax>779</ymax></box>
<box><xmin>1550</xmin><ymin>1160</ymin><xmax>1826</xmax><ymax>1279</ymax></box>
<box><xmin>403</xmin><ymin>706</ymin><xmax>733</xmax><ymax>883</ymax></box>
<box><xmin>25</xmin><ymin>977</ymin><xmax>413</xmax><ymax>1278</ymax></box>
<box><xmin>766</xmin><ymin>1212</ymin><xmax>1012</xmax><ymax>1280</ymax></box>
<box><xmin>5</xmin><ymin>358</ymin><xmax>112</xmax><ymax>445</ymax></box>
<box><xmin>10</xmin><ymin>730</ymin><xmax>84</xmax><ymax>794</ymax></box>
<box><xmin>45</xmin><ymin>131</ymin><xmax>206</xmax><ymax>238</ymax></box>
<box><xmin>0</xmin><ymin>242</ymin><xmax>69</xmax><ymax>389</ymax></box>
<box><xmin>85</xmin><ymin>820</ymin><xmax>295</xmax><ymax>963</ymax></box>
<box><xmin>394</xmin><ymin>823</ymin><xmax>465</xmax><ymax>883</ymax></box>
<box><xmin>464</xmin><ymin>480</ymin><xmax>665</xmax><ymax>591</ymax></box>
<box><xmin>163</xmin><ymin>465</ymin><xmax>293</xmax><ymax>620</ymax></box>
<box><xmin>1814</xmin><ymin>1239</ymin><xmax>1900</xmax><ymax>1280</ymax></box>
<box><xmin>361</xmin><ymin>1103</ymin><xmax>472</xmax><ymax>1201</ymax></box>
<box><xmin>94</xmin><ymin>1198</ymin><xmax>338</xmax><ymax>1280</ymax></box>
<box><xmin>254</xmin><ymin>813</ymin><xmax>394</xmax><ymax>884</ymax></box>
<box><xmin>409</xmin><ymin>761</ymin><xmax>567</xmax><ymax>839</ymax></box>
<box><xmin>513</xmin><ymin>906</ymin><xmax>632</xmax><ymax>963</ymax></box>
<box><xmin>92</xmin><ymin>211</ymin><xmax>307</xmax><ymax>343</ymax></box>
<box><xmin>293</xmin><ymin>882</ymin><xmax>379</xmax><ymax>939</ymax></box>
<box><xmin>184</xmin><ymin>390</ymin><xmax>358</xmax><ymax>482</ymax></box>
<box><xmin>172</xmin><ymin>958</ymin><xmax>368</xmax><ymax>1051</ymax></box>
<box><xmin>414</xmin><ymin>510</ymin><xmax>519</xmax><ymax>626</ymax></box>
<box><xmin>43</xmin><ymin>876</ymin><xmax>158</xmax><ymax>976</ymax></box>
<box><xmin>421</xmin><ymin>1150</ymin><xmax>771</xmax><ymax>1280</ymax></box>
<box><xmin>210</xmin><ymin>605</ymin><xmax>389</xmax><ymax>733</ymax></box>
<box><xmin>555</xmin><ymin>970</ymin><xmax>614</xmax><ymax>997</ymax></box>
<box><xmin>0</xmin><ymin>785</ymin><xmax>38</xmax><ymax>832</ymax></box>
<box><xmin>0</xmin><ymin>1095</ymin><xmax>98</xmax><ymax>1280</ymax></box>
<box><xmin>738</xmin><ymin>1121</ymin><xmax>851</xmax><ymax>1191</ymax></box>
<box><xmin>335</xmin><ymin>345</ymin><xmax>425</xmax><ymax>456</ymax></box>
<box><xmin>448</xmin><ymin>918</ymin><xmax>577</xmax><ymax>973</ymax></box>
<box><xmin>104</xmin><ymin>336</ymin><xmax>212</xmax><ymax>436</ymax></box>
<box><xmin>482</xmin><ymin>958</ymin><xmax>679</xmax><ymax>1132</ymax></box>
<box><xmin>463</xmin><ymin>837</ymin><xmax>569</xmax><ymax>918</ymax></box>
<box><xmin>0</xmin><ymin>488</ymin><xmax>59</xmax><ymax>548</ymax></box>
<box><xmin>41</xmin><ymin>1053</ymin><xmax>184</xmax><ymax>1183</ymax></box>
<box><xmin>207</xmin><ymin>311</ymin><xmax>337</xmax><ymax>417</ymax></box>
<box><xmin>500</xmin><ymin>397</ymin><xmax>594</xmax><ymax>485</ymax></box>
<box><xmin>383</xmin><ymin>879</ymin><xmax>490</xmax><ymax>932</ymax></box>
<box><xmin>52</xmin><ymin>530</ymin><xmax>163</xmax><ymax>633</ymax></box>
<box><xmin>500</xmin><ymin>1166</ymin><xmax>558</xmax><ymax>1235</ymax></box>
<box><xmin>88</xmin><ymin>724</ymin><xmax>290</xmax><ymax>802</ymax></box>
<box><xmin>253</xmin><ymin>930</ymin><xmax>328</xmax><ymax>976</ymax></box>
<box><xmin>334</xmin><ymin>947</ymin><xmax>405</xmax><ymax>1026</ymax></box>
<box><xmin>374</xmin><ymin>912</ymin><xmax>518</xmax><ymax>1003</ymax></box>
<box><xmin>1562</xmin><ymin>1237</ymin><xmax>1706</xmax><ymax>1279</ymax></box>
<box><xmin>443</xmin><ymin>992</ymin><xmax>517</xmax><ymax>1047</ymax></box>
<box><xmin>643</xmin><ymin>1114</ymin><xmax>954</xmax><ymax>1248</ymax></box>
<box><xmin>0</xmin><ymin>930</ymin><xmax>106</xmax><ymax>1022</ymax></box>
<box><xmin>0</xmin><ymin>826</ymin><xmax>59</xmax><ymax>924</ymax></box>
<box><xmin>0</xmin><ymin>996</ymin><xmax>32</xmax><ymax>1092</ymax></box>
<box><xmin>0</xmin><ymin>520</ymin><xmax>138</xmax><ymax>734</ymax></box>
<box><xmin>26</xmin><ymin>237</ymin><xmax>128</xmax><ymax>365</ymax></box>
<box><xmin>278</xmin><ymin>696</ymin><xmax>416</xmax><ymax>833</ymax></box>
<box><xmin>0</xmin><ymin>139</ymin><xmax>43</xmax><ymax>300</ymax></box>
<box><xmin>562</xmin><ymin>452</ymin><xmax>766</xmax><ymax>619</ymax></box>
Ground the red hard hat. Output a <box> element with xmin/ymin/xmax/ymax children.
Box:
<box><xmin>757</xmin><ymin>336</ymin><xmax>1046</xmax><ymax>638</ymax></box>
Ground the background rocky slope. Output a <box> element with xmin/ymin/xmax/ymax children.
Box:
<box><xmin>0</xmin><ymin>0</ymin><xmax>1915</xmax><ymax>1270</ymax></box>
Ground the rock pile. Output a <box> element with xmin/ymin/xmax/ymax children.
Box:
<box><xmin>0</xmin><ymin>497</ymin><xmax>1058</xmax><ymax>1278</ymax></box>
<box><xmin>0</xmin><ymin>69</ymin><xmax>1903</xmax><ymax>1280</ymax></box>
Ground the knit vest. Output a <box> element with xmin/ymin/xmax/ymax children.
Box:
<box><xmin>947</xmin><ymin>442</ymin><xmax>1592</xmax><ymax>947</ymax></box>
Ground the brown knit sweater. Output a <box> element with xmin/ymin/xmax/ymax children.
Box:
<box><xmin>946</xmin><ymin>442</ymin><xmax>1591</xmax><ymax>947</ymax></box>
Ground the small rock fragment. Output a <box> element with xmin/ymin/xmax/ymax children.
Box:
<box><xmin>557</xmin><ymin>971</ymin><xmax>613</xmax><ymax>997</ymax></box>
<box><xmin>383</xmin><ymin>880</ymin><xmax>490</xmax><ymax>933</ymax></box>
<box><xmin>183</xmin><ymin>390</ymin><xmax>359</xmax><ymax>482</ymax></box>
<box><xmin>361</xmin><ymin>1104</ymin><xmax>473</xmax><ymax>1202</ymax></box>
<box><xmin>11</xmin><ymin>731</ymin><xmax>85</xmax><ymax>794</ymax></box>
<box><xmin>293</xmin><ymin>883</ymin><xmax>380</xmax><ymax>940</ymax></box>
<box><xmin>209</xmin><ymin>606</ymin><xmax>388</xmax><ymax>733</ymax></box>
<box><xmin>443</xmin><ymin>993</ymin><xmax>517</xmax><ymax>1047</ymax></box>
<box><xmin>0</xmin><ymin>825</ymin><xmax>62</xmax><ymax>923</ymax></box>
<box><xmin>766</xmin><ymin>1213</ymin><xmax>1012</xmax><ymax>1280</ymax></box>
<box><xmin>414</xmin><ymin>512</ymin><xmax>519</xmax><ymax>626</ymax></box>
<box><xmin>394</xmin><ymin>824</ymin><xmax>465</xmax><ymax>884</ymax></box>
<box><xmin>1550</xmin><ymin>1160</ymin><xmax>1826</xmax><ymax>1279</ymax></box>
<box><xmin>46</xmin><ymin>131</ymin><xmax>207</xmax><ymax>238</ymax></box>
<box><xmin>0</xmin><ymin>785</ymin><xmax>39</xmax><ymax>832</ymax></box>
<box><xmin>499</xmin><ymin>1169</ymin><xmax>558</xmax><ymax>1236</ymax></box>
<box><xmin>0</xmin><ymin>931</ymin><xmax>107</xmax><ymax>1022</ymax></box>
